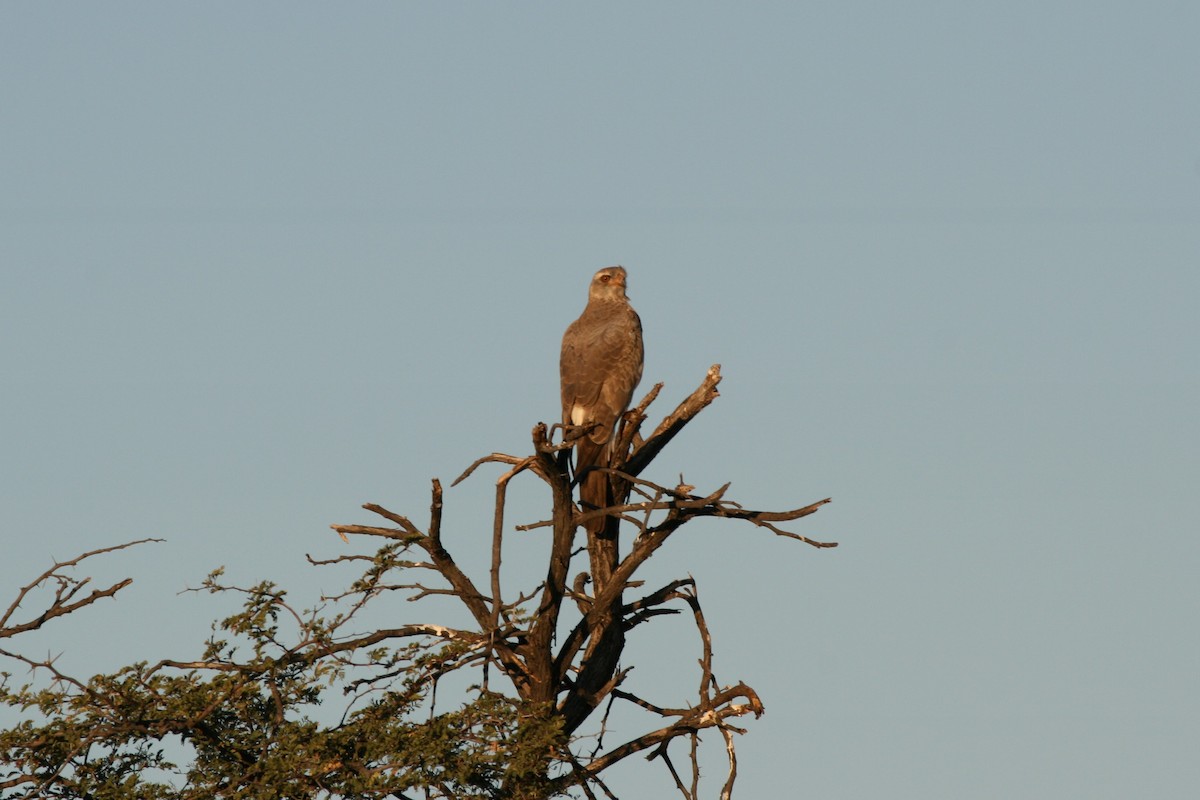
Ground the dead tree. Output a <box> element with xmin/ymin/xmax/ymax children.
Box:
<box><xmin>0</xmin><ymin>366</ymin><xmax>832</xmax><ymax>799</ymax></box>
<box><xmin>333</xmin><ymin>364</ymin><xmax>834</xmax><ymax>797</ymax></box>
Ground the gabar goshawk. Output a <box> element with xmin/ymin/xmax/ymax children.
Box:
<box><xmin>560</xmin><ymin>266</ymin><xmax>644</xmax><ymax>550</ymax></box>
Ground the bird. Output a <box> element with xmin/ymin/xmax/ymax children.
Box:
<box><xmin>560</xmin><ymin>266</ymin><xmax>644</xmax><ymax>582</ymax></box>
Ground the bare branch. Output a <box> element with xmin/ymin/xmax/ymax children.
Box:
<box><xmin>327</xmin><ymin>524</ymin><xmax>424</xmax><ymax>543</ymax></box>
<box><xmin>611</xmin><ymin>382</ymin><xmax>664</xmax><ymax>459</ymax></box>
<box><xmin>623</xmin><ymin>364</ymin><xmax>723</xmax><ymax>478</ymax></box>
<box><xmin>1</xmin><ymin>538</ymin><xmax>162</xmax><ymax>640</ymax></box>
<box><xmin>719</xmin><ymin>724</ymin><xmax>738</xmax><ymax>800</ymax></box>
<box><xmin>363</xmin><ymin>503</ymin><xmax>424</xmax><ymax>536</ymax></box>
<box><xmin>483</xmin><ymin>460</ymin><xmax>527</xmax><ymax>689</ymax></box>
<box><xmin>450</xmin><ymin>452</ymin><xmax>527</xmax><ymax>487</ymax></box>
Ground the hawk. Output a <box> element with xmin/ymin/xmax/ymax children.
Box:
<box><xmin>560</xmin><ymin>266</ymin><xmax>644</xmax><ymax>559</ymax></box>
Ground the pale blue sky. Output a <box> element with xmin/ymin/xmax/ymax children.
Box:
<box><xmin>3</xmin><ymin>3</ymin><xmax>1198</xmax><ymax>797</ymax></box>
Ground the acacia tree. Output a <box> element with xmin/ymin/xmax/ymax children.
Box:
<box><xmin>0</xmin><ymin>366</ymin><xmax>833</xmax><ymax>799</ymax></box>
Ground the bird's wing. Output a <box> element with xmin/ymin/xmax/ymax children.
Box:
<box><xmin>560</xmin><ymin>307</ymin><xmax>643</xmax><ymax>446</ymax></box>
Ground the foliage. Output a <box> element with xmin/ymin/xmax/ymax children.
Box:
<box><xmin>2</xmin><ymin>565</ymin><xmax>564</xmax><ymax>800</ymax></box>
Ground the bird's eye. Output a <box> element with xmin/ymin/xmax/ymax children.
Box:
<box><xmin>599</xmin><ymin>274</ymin><xmax>611</xmax><ymax>283</ymax></box>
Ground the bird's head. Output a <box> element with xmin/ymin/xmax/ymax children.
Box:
<box><xmin>588</xmin><ymin>266</ymin><xmax>629</xmax><ymax>303</ymax></box>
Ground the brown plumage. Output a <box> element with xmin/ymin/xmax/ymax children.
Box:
<box><xmin>560</xmin><ymin>266</ymin><xmax>644</xmax><ymax>572</ymax></box>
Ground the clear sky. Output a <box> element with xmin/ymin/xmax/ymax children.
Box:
<box><xmin>3</xmin><ymin>3</ymin><xmax>1198</xmax><ymax>797</ymax></box>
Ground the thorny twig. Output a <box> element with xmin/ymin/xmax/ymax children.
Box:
<box><xmin>1</xmin><ymin>538</ymin><xmax>162</xmax><ymax>640</ymax></box>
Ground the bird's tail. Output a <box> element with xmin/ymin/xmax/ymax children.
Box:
<box><xmin>574</xmin><ymin>438</ymin><xmax>619</xmax><ymax>590</ymax></box>
<box><xmin>579</xmin><ymin>466</ymin><xmax>618</xmax><ymax>590</ymax></box>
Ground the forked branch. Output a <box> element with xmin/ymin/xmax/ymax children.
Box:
<box><xmin>1</xmin><ymin>538</ymin><xmax>162</xmax><ymax>640</ymax></box>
